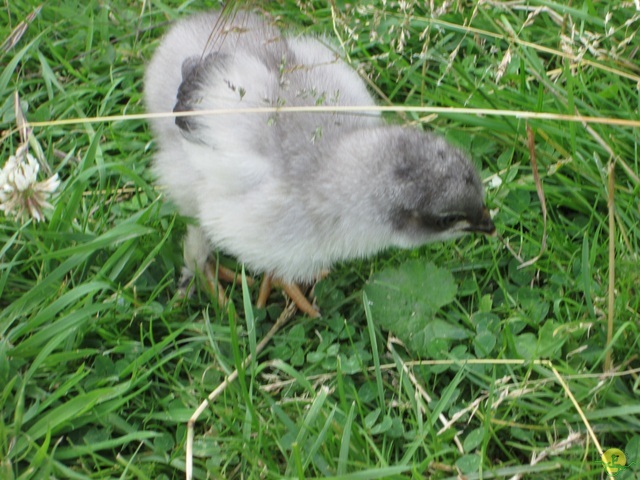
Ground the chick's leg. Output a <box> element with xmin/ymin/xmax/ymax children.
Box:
<box><xmin>181</xmin><ymin>225</ymin><xmax>255</xmax><ymax>300</ymax></box>
<box><xmin>256</xmin><ymin>274</ymin><xmax>321</xmax><ymax>318</ymax></box>
<box><xmin>280</xmin><ymin>282</ymin><xmax>321</xmax><ymax>318</ymax></box>
<box><xmin>256</xmin><ymin>274</ymin><xmax>273</xmax><ymax>309</ymax></box>
<box><xmin>178</xmin><ymin>225</ymin><xmax>211</xmax><ymax>296</ymax></box>
<box><xmin>181</xmin><ymin>226</ymin><xmax>320</xmax><ymax>317</ymax></box>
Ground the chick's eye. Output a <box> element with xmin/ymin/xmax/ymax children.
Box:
<box><xmin>437</xmin><ymin>214</ymin><xmax>465</xmax><ymax>228</ymax></box>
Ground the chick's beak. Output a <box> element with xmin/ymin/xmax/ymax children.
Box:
<box><xmin>466</xmin><ymin>206</ymin><xmax>496</xmax><ymax>236</ymax></box>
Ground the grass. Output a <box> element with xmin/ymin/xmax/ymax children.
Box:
<box><xmin>1</xmin><ymin>0</ymin><xmax>639</xmax><ymax>478</ymax></box>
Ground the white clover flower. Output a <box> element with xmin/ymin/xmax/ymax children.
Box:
<box><xmin>0</xmin><ymin>144</ymin><xmax>60</xmax><ymax>222</ymax></box>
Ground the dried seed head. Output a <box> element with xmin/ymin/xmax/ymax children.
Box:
<box><xmin>0</xmin><ymin>144</ymin><xmax>60</xmax><ymax>222</ymax></box>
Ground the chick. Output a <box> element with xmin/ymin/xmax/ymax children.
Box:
<box><xmin>144</xmin><ymin>10</ymin><xmax>495</xmax><ymax>316</ymax></box>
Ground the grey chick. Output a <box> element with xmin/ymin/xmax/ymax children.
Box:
<box><xmin>144</xmin><ymin>10</ymin><xmax>495</xmax><ymax>314</ymax></box>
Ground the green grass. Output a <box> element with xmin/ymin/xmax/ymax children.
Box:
<box><xmin>1</xmin><ymin>0</ymin><xmax>639</xmax><ymax>479</ymax></box>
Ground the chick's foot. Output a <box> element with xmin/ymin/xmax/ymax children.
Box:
<box><xmin>256</xmin><ymin>274</ymin><xmax>321</xmax><ymax>318</ymax></box>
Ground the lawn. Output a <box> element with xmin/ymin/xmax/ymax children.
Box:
<box><xmin>1</xmin><ymin>0</ymin><xmax>639</xmax><ymax>479</ymax></box>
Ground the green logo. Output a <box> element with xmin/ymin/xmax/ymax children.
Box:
<box><xmin>601</xmin><ymin>448</ymin><xmax>637</xmax><ymax>477</ymax></box>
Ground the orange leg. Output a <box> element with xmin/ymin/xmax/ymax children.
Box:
<box><xmin>257</xmin><ymin>274</ymin><xmax>321</xmax><ymax>318</ymax></box>
<box><xmin>204</xmin><ymin>261</ymin><xmax>322</xmax><ymax>318</ymax></box>
<box><xmin>256</xmin><ymin>274</ymin><xmax>273</xmax><ymax>309</ymax></box>
<box><xmin>214</xmin><ymin>263</ymin><xmax>255</xmax><ymax>286</ymax></box>
<box><xmin>277</xmin><ymin>281</ymin><xmax>321</xmax><ymax>318</ymax></box>
<box><xmin>203</xmin><ymin>262</ymin><xmax>228</xmax><ymax>307</ymax></box>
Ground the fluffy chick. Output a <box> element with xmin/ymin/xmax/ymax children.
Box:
<box><xmin>144</xmin><ymin>10</ymin><xmax>495</xmax><ymax>288</ymax></box>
